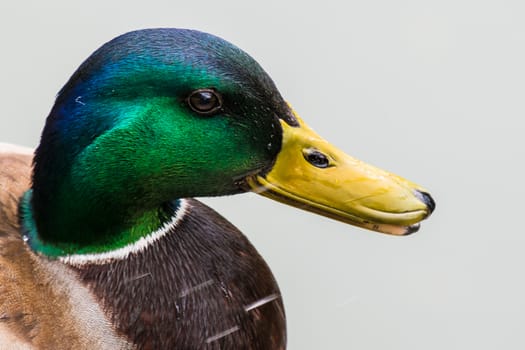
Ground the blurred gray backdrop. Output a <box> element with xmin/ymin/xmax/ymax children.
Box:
<box><xmin>1</xmin><ymin>1</ymin><xmax>523</xmax><ymax>349</ymax></box>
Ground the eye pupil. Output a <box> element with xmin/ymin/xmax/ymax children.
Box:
<box><xmin>192</xmin><ymin>91</ymin><xmax>214</xmax><ymax>109</ymax></box>
<box><xmin>303</xmin><ymin>148</ymin><xmax>330</xmax><ymax>168</ymax></box>
<box><xmin>188</xmin><ymin>89</ymin><xmax>222</xmax><ymax>114</ymax></box>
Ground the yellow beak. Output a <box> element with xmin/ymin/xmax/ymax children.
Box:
<box><xmin>247</xmin><ymin>108</ymin><xmax>435</xmax><ymax>235</ymax></box>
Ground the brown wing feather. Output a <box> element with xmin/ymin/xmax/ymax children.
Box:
<box><xmin>0</xmin><ymin>146</ymin><xmax>32</xmax><ymax>232</ymax></box>
<box><xmin>0</xmin><ymin>145</ymin><xmax>132</xmax><ymax>349</ymax></box>
<box><xmin>0</xmin><ymin>146</ymin><xmax>36</xmax><ymax>347</ymax></box>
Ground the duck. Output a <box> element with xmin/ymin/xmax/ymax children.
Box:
<box><xmin>0</xmin><ymin>28</ymin><xmax>435</xmax><ymax>349</ymax></box>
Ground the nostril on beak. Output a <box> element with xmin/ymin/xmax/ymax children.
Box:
<box><xmin>414</xmin><ymin>190</ymin><xmax>436</xmax><ymax>215</ymax></box>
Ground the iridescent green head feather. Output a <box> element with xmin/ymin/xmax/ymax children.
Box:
<box><xmin>25</xmin><ymin>29</ymin><xmax>296</xmax><ymax>255</ymax></box>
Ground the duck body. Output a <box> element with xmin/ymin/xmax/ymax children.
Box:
<box><xmin>0</xmin><ymin>146</ymin><xmax>284</xmax><ymax>349</ymax></box>
<box><xmin>0</xmin><ymin>29</ymin><xmax>434</xmax><ymax>349</ymax></box>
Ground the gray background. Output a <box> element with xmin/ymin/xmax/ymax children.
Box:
<box><xmin>1</xmin><ymin>0</ymin><xmax>523</xmax><ymax>349</ymax></box>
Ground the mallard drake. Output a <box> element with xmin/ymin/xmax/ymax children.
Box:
<box><xmin>0</xmin><ymin>29</ymin><xmax>435</xmax><ymax>349</ymax></box>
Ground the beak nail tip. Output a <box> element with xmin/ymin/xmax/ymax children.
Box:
<box><xmin>413</xmin><ymin>190</ymin><xmax>436</xmax><ymax>215</ymax></box>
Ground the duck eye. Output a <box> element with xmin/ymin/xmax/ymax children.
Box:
<box><xmin>303</xmin><ymin>148</ymin><xmax>331</xmax><ymax>168</ymax></box>
<box><xmin>187</xmin><ymin>89</ymin><xmax>222</xmax><ymax>115</ymax></box>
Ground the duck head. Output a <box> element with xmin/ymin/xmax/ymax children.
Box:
<box><xmin>26</xmin><ymin>29</ymin><xmax>434</xmax><ymax>256</ymax></box>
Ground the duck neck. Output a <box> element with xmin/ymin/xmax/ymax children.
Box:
<box><xmin>20</xmin><ymin>187</ymin><xmax>180</xmax><ymax>258</ymax></box>
<box><xmin>20</xmin><ymin>105</ymin><xmax>185</xmax><ymax>258</ymax></box>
